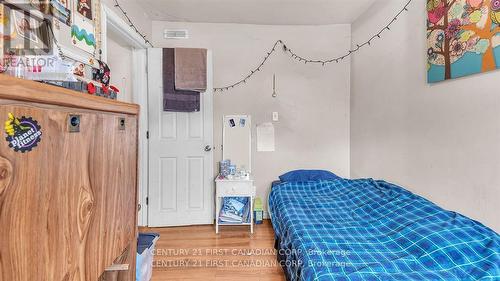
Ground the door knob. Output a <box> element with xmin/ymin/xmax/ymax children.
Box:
<box><xmin>204</xmin><ymin>145</ymin><xmax>212</xmax><ymax>152</ymax></box>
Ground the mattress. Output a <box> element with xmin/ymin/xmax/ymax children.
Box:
<box><xmin>268</xmin><ymin>178</ymin><xmax>500</xmax><ymax>281</ymax></box>
<box><xmin>267</xmin><ymin>180</ymin><xmax>282</xmax><ymax>219</ymax></box>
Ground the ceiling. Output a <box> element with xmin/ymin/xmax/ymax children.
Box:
<box><xmin>141</xmin><ymin>0</ymin><xmax>377</xmax><ymax>25</ymax></box>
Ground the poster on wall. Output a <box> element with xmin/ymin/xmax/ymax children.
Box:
<box><xmin>427</xmin><ymin>0</ymin><xmax>500</xmax><ymax>83</ymax></box>
<box><xmin>76</xmin><ymin>0</ymin><xmax>92</xmax><ymax>20</ymax></box>
<box><xmin>58</xmin><ymin>0</ymin><xmax>70</xmax><ymax>7</ymax></box>
<box><xmin>0</xmin><ymin>4</ymin><xmax>52</xmax><ymax>54</ymax></box>
<box><xmin>71</xmin><ymin>14</ymin><xmax>95</xmax><ymax>54</ymax></box>
<box><xmin>27</xmin><ymin>0</ymin><xmax>51</xmax><ymax>15</ymax></box>
<box><xmin>13</xmin><ymin>9</ymin><xmax>39</xmax><ymax>43</ymax></box>
<box><xmin>0</xmin><ymin>0</ymin><xmax>49</xmax><ymax>14</ymax></box>
<box><xmin>50</xmin><ymin>0</ymin><xmax>71</xmax><ymax>25</ymax></box>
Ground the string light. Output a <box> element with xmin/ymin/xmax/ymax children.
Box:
<box><xmin>45</xmin><ymin>2</ymin><xmax>153</xmax><ymax>61</ymax></box>
<box><xmin>214</xmin><ymin>0</ymin><xmax>412</xmax><ymax>92</ymax></box>
<box><xmin>113</xmin><ymin>0</ymin><xmax>154</xmax><ymax>47</ymax></box>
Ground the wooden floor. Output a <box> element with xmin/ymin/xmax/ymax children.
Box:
<box><xmin>140</xmin><ymin>220</ymin><xmax>285</xmax><ymax>281</ymax></box>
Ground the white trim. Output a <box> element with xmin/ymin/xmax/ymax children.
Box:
<box><xmin>133</xmin><ymin>49</ymin><xmax>149</xmax><ymax>227</ymax></box>
<box><xmin>101</xmin><ymin>3</ymin><xmax>149</xmax><ymax>226</ymax></box>
<box><xmin>101</xmin><ymin>5</ymin><xmax>148</xmax><ymax>61</ymax></box>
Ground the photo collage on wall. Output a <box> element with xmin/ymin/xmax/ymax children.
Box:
<box><xmin>0</xmin><ymin>3</ymin><xmax>52</xmax><ymax>55</ymax></box>
<box><xmin>21</xmin><ymin>0</ymin><xmax>71</xmax><ymax>25</ymax></box>
<box><xmin>1</xmin><ymin>0</ymin><xmax>111</xmax><ymax>90</ymax></box>
<box><xmin>1</xmin><ymin>0</ymin><xmax>98</xmax><ymax>56</ymax></box>
<box><xmin>0</xmin><ymin>0</ymin><xmax>117</xmax><ymax>99</ymax></box>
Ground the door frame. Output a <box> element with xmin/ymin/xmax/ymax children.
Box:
<box><xmin>101</xmin><ymin>4</ymin><xmax>150</xmax><ymax>226</ymax></box>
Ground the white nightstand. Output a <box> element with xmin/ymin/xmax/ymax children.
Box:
<box><xmin>215</xmin><ymin>176</ymin><xmax>255</xmax><ymax>234</ymax></box>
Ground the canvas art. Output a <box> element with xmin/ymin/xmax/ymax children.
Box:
<box><xmin>427</xmin><ymin>0</ymin><xmax>500</xmax><ymax>82</ymax></box>
<box><xmin>71</xmin><ymin>14</ymin><xmax>95</xmax><ymax>54</ymax></box>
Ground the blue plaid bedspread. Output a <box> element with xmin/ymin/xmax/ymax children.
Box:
<box><xmin>269</xmin><ymin>178</ymin><xmax>500</xmax><ymax>281</ymax></box>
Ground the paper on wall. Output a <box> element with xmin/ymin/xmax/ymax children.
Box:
<box><xmin>71</xmin><ymin>14</ymin><xmax>96</xmax><ymax>54</ymax></box>
<box><xmin>257</xmin><ymin>122</ymin><xmax>275</xmax><ymax>152</ymax></box>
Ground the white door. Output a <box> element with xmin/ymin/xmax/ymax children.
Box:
<box><xmin>147</xmin><ymin>48</ymin><xmax>214</xmax><ymax>227</ymax></box>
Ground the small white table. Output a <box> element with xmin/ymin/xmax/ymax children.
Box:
<box><xmin>215</xmin><ymin>176</ymin><xmax>255</xmax><ymax>234</ymax></box>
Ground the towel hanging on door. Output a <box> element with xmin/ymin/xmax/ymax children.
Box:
<box><xmin>162</xmin><ymin>48</ymin><xmax>200</xmax><ymax>112</ymax></box>
<box><xmin>174</xmin><ymin>48</ymin><xmax>207</xmax><ymax>92</ymax></box>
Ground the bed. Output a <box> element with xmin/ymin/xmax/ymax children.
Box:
<box><xmin>268</xmin><ymin>174</ymin><xmax>500</xmax><ymax>281</ymax></box>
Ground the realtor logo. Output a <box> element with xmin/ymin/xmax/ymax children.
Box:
<box><xmin>4</xmin><ymin>113</ymin><xmax>42</xmax><ymax>153</ymax></box>
<box><xmin>1</xmin><ymin>3</ymin><xmax>53</xmax><ymax>55</ymax></box>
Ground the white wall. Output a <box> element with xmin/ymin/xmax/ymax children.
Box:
<box><xmin>101</xmin><ymin>0</ymin><xmax>152</xmax><ymax>40</ymax></box>
<box><xmin>101</xmin><ymin>0</ymin><xmax>152</xmax><ymax>103</ymax></box>
<box><xmin>106</xmin><ymin>31</ymin><xmax>133</xmax><ymax>102</ymax></box>
<box><xmin>351</xmin><ymin>0</ymin><xmax>500</xmax><ymax>232</ymax></box>
<box><xmin>152</xmin><ymin>22</ymin><xmax>352</xmax><ymax>213</ymax></box>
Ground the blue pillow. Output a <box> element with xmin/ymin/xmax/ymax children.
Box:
<box><xmin>278</xmin><ymin>170</ymin><xmax>340</xmax><ymax>182</ymax></box>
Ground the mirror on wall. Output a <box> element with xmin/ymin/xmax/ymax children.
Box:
<box><xmin>222</xmin><ymin>115</ymin><xmax>251</xmax><ymax>173</ymax></box>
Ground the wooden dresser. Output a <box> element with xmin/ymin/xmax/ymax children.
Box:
<box><xmin>0</xmin><ymin>75</ymin><xmax>139</xmax><ymax>281</ymax></box>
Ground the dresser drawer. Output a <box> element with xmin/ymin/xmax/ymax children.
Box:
<box><xmin>216</xmin><ymin>181</ymin><xmax>255</xmax><ymax>197</ymax></box>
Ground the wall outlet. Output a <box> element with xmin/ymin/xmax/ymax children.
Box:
<box><xmin>272</xmin><ymin>112</ymin><xmax>279</xmax><ymax>121</ymax></box>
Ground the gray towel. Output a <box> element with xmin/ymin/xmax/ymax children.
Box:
<box><xmin>163</xmin><ymin>48</ymin><xmax>200</xmax><ymax>112</ymax></box>
<box><xmin>174</xmin><ymin>48</ymin><xmax>207</xmax><ymax>92</ymax></box>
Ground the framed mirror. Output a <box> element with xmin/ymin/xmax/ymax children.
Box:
<box><xmin>222</xmin><ymin>115</ymin><xmax>251</xmax><ymax>173</ymax></box>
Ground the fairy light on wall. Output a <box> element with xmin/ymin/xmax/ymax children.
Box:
<box><xmin>113</xmin><ymin>0</ymin><xmax>154</xmax><ymax>47</ymax></box>
<box><xmin>107</xmin><ymin>0</ymin><xmax>413</xmax><ymax>92</ymax></box>
<box><xmin>214</xmin><ymin>0</ymin><xmax>413</xmax><ymax>92</ymax></box>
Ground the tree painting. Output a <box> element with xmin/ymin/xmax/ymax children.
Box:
<box><xmin>427</xmin><ymin>0</ymin><xmax>500</xmax><ymax>82</ymax></box>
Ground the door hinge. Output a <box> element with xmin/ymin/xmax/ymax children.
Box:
<box><xmin>146</xmin><ymin>197</ymin><xmax>149</xmax><ymax>205</ymax></box>
<box><xmin>146</xmin><ymin>131</ymin><xmax>149</xmax><ymax>139</ymax></box>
